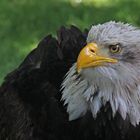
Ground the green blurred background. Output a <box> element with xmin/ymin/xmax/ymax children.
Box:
<box><xmin>0</xmin><ymin>0</ymin><xmax>140</xmax><ymax>84</ymax></box>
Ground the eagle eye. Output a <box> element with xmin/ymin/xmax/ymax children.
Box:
<box><xmin>109</xmin><ymin>44</ymin><xmax>121</xmax><ymax>54</ymax></box>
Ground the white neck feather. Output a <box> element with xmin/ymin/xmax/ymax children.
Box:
<box><xmin>61</xmin><ymin>63</ymin><xmax>140</xmax><ymax>126</ymax></box>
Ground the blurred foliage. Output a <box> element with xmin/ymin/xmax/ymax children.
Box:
<box><xmin>0</xmin><ymin>0</ymin><xmax>140</xmax><ymax>84</ymax></box>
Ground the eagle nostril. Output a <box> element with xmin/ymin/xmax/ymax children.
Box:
<box><xmin>90</xmin><ymin>49</ymin><xmax>95</xmax><ymax>53</ymax></box>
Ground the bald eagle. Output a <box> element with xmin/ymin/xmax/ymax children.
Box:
<box><xmin>1</xmin><ymin>21</ymin><xmax>140</xmax><ymax>140</ymax></box>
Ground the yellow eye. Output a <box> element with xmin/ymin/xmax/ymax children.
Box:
<box><xmin>109</xmin><ymin>44</ymin><xmax>121</xmax><ymax>53</ymax></box>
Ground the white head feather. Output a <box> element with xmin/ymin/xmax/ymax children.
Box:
<box><xmin>61</xmin><ymin>21</ymin><xmax>140</xmax><ymax>126</ymax></box>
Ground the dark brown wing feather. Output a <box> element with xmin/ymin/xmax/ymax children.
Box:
<box><xmin>0</xmin><ymin>26</ymin><xmax>88</xmax><ymax>140</ymax></box>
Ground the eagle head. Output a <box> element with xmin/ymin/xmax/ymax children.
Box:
<box><xmin>62</xmin><ymin>21</ymin><xmax>140</xmax><ymax>126</ymax></box>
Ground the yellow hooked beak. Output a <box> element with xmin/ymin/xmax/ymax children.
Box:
<box><xmin>77</xmin><ymin>43</ymin><xmax>118</xmax><ymax>73</ymax></box>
